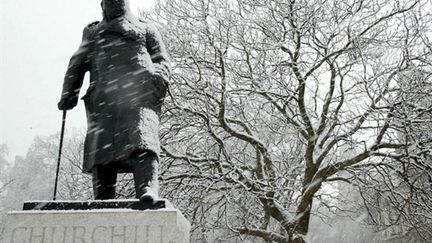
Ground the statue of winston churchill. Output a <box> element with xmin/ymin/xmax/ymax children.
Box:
<box><xmin>58</xmin><ymin>0</ymin><xmax>170</xmax><ymax>202</ymax></box>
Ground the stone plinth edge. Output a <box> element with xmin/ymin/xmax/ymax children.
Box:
<box><xmin>3</xmin><ymin>201</ymin><xmax>190</xmax><ymax>243</ymax></box>
<box><xmin>23</xmin><ymin>199</ymin><xmax>172</xmax><ymax>211</ymax></box>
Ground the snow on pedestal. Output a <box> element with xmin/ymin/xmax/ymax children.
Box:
<box><xmin>2</xmin><ymin>200</ymin><xmax>190</xmax><ymax>243</ymax></box>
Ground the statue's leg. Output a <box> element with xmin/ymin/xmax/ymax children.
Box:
<box><xmin>92</xmin><ymin>163</ymin><xmax>117</xmax><ymax>200</ymax></box>
<box><xmin>130</xmin><ymin>151</ymin><xmax>159</xmax><ymax>201</ymax></box>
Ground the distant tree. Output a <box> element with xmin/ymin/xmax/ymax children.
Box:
<box><xmin>0</xmin><ymin>127</ymin><xmax>140</xmax><ymax>226</ymax></box>
<box><xmin>33</xmin><ymin>128</ymin><xmax>93</xmax><ymax>200</ymax></box>
<box><xmin>142</xmin><ymin>0</ymin><xmax>432</xmax><ymax>242</ymax></box>
<box><xmin>0</xmin><ymin>129</ymin><xmax>92</xmax><ymax>226</ymax></box>
<box><xmin>0</xmin><ymin>144</ymin><xmax>11</xmax><ymax>225</ymax></box>
<box><xmin>1</xmin><ymin>142</ymin><xmax>55</xmax><ymax>223</ymax></box>
<box><xmin>0</xmin><ymin>144</ymin><xmax>9</xmax><ymax>173</ymax></box>
<box><xmin>357</xmin><ymin>68</ymin><xmax>432</xmax><ymax>242</ymax></box>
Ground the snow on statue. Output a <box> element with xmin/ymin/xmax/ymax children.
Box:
<box><xmin>57</xmin><ymin>0</ymin><xmax>170</xmax><ymax>202</ymax></box>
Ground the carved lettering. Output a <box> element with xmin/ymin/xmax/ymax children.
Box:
<box><xmin>158</xmin><ymin>225</ymin><xmax>164</xmax><ymax>243</ymax></box>
<box><xmin>46</xmin><ymin>226</ymin><xmax>63</xmax><ymax>243</ymax></box>
<box><xmin>142</xmin><ymin>225</ymin><xmax>150</xmax><ymax>243</ymax></box>
<box><xmin>29</xmin><ymin>226</ymin><xmax>47</xmax><ymax>243</ymax></box>
<box><xmin>110</xmin><ymin>226</ymin><xmax>127</xmax><ymax>243</ymax></box>
<box><xmin>72</xmin><ymin>226</ymin><xmax>87</xmax><ymax>243</ymax></box>
<box><xmin>11</xmin><ymin>227</ymin><xmax>27</xmax><ymax>243</ymax></box>
<box><xmin>6</xmin><ymin>224</ymin><xmax>175</xmax><ymax>243</ymax></box>
<box><xmin>46</xmin><ymin>227</ymin><xmax>56</xmax><ymax>243</ymax></box>
<box><xmin>132</xmin><ymin>225</ymin><xmax>138</xmax><ymax>243</ymax></box>
<box><xmin>55</xmin><ymin>226</ymin><xmax>68</xmax><ymax>243</ymax></box>
<box><xmin>92</xmin><ymin>226</ymin><xmax>108</xmax><ymax>243</ymax></box>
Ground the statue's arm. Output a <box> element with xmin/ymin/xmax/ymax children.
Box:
<box><xmin>58</xmin><ymin>23</ymin><xmax>96</xmax><ymax>110</ymax></box>
<box><xmin>146</xmin><ymin>24</ymin><xmax>171</xmax><ymax>83</ymax></box>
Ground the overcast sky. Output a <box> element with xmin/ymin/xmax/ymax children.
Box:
<box><xmin>0</xmin><ymin>0</ymin><xmax>154</xmax><ymax>161</ymax></box>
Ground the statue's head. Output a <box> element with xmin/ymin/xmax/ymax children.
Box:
<box><xmin>101</xmin><ymin>0</ymin><xmax>130</xmax><ymax>20</ymax></box>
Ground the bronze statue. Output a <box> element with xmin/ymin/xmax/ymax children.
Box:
<box><xmin>58</xmin><ymin>0</ymin><xmax>170</xmax><ymax>202</ymax></box>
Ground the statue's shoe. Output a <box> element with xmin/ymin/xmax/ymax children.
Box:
<box><xmin>139</xmin><ymin>186</ymin><xmax>159</xmax><ymax>202</ymax></box>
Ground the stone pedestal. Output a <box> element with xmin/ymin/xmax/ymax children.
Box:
<box><xmin>2</xmin><ymin>200</ymin><xmax>190</xmax><ymax>243</ymax></box>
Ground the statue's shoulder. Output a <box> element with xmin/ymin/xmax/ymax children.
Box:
<box><xmin>82</xmin><ymin>21</ymin><xmax>101</xmax><ymax>39</ymax></box>
<box><xmin>137</xmin><ymin>19</ymin><xmax>161</xmax><ymax>34</ymax></box>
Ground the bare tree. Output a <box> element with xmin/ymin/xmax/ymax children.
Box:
<box><xmin>38</xmin><ymin>128</ymin><xmax>94</xmax><ymax>200</ymax></box>
<box><xmin>0</xmin><ymin>144</ymin><xmax>12</xmax><ymax>228</ymax></box>
<box><xmin>1</xmin><ymin>139</ymin><xmax>58</xmax><ymax>224</ymax></box>
<box><xmin>357</xmin><ymin>68</ymin><xmax>432</xmax><ymax>242</ymax></box>
<box><xmin>0</xmin><ymin>128</ymin><xmax>93</xmax><ymax>224</ymax></box>
<box><xmin>0</xmin><ymin>144</ymin><xmax>11</xmax><ymax>192</ymax></box>
<box><xmin>142</xmin><ymin>0</ymin><xmax>432</xmax><ymax>242</ymax></box>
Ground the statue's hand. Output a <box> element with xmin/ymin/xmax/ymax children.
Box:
<box><xmin>154</xmin><ymin>65</ymin><xmax>170</xmax><ymax>88</ymax></box>
<box><xmin>57</xmin><ymin>96</ymin><xmax>78</xmax><ymax>110</ymax></box>
<box><xmin>156</xmin><ymin>74</ymin><xmax>169</xmax><ymax>90</ymax></box>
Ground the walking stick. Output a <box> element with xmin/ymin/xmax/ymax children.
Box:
<box><xmin>53</xmin><ymin>110</ymin><xmax>67</xmax><ymax>200</ymax></box>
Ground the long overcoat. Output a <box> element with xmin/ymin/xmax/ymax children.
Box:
<box><xmin>60</xmin><ymin>16</ymin><xmax>170</xmax><ymax>173</ymax></box>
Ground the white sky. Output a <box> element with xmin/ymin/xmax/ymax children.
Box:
<box><xmin>0</xmin><ymin>0</ymin><xmax>155</xmax><ymax>162</ymax></box>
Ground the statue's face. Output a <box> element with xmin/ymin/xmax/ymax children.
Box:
<box><xmin>101</xmin><ymin>0</ymin><xmax>129</xmax><ymax>20</ymax></box>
